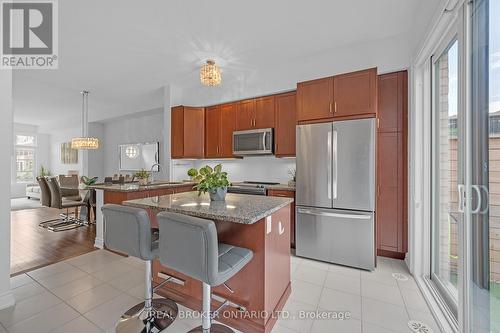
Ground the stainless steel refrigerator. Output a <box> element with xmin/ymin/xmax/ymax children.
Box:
<box><xmin>295</xmin><ymin>118</ymin><xmax>376</xmax><ymax>270</ymax></box>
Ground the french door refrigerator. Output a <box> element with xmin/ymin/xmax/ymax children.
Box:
<box><xmin>296</xmin><ymin>118</ymin><xmax>376</xmax><ymax>270</ymax></box>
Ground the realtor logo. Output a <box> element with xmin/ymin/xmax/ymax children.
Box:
<box><xmin>1</xmin><ymin>0</ymin><xmax>58</xmax><ymax>69</ymax></box>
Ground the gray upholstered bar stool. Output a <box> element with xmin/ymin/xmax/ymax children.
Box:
<box><xmin>101</xmin><ymin>204</ymin><xmax>178</xmax><ymax>333</ymax></box>
<box><xmin>157</xmin><ymin>212</ymin><xmax>253</xmax><ymax>333</ymax></box>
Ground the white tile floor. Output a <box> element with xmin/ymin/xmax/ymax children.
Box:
<box><xmin>0</xmin><ymin>250</ymin><xmax>441</xmax><ymax>333</ymax></box>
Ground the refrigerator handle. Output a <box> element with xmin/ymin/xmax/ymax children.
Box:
<box><xmin>327</xmin><ymin>131</ymin><xmax>332</xmax><ymax>200</ymax></box>
<box><xmin>332</xmin><ymin>129</ymin><xmax>338</xmax><ymax>199</ymax></box>
<box><xmin>297</xmin><ymin>208</ymin><xmax>372</xmax><ymax>220</ymax></box>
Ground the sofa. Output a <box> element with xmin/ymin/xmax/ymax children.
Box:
<box><xmin>25</xmin><ymin>183</ymin><xmax>41</xmax><ymax>200</ymax></box>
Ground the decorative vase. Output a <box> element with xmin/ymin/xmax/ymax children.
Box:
<box><xmin>209</xmin><ymin>187</ymin><xmax>227</xmax><ymax>201</ymax></box>
<box><xmin>138</xmin><ymin>178</ymin><xmax>148</xmax><ymax>186</ymax></box>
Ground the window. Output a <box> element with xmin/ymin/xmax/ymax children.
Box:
<box><xmin>14</xmin><ymin>134</ymin><xmax>36</xmax><ymax>183</ymax></box>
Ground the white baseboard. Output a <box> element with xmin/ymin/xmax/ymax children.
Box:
<box><xmin>94</xmin><ymin>237</ymin><xmax>104</xmax><ymax>249</ymax></box>
<box><xmin>0</xmin><ymin>290</ymin><xmax>15</xmax><ymax>310</ymax></box>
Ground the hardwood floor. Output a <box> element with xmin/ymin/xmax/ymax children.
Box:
<box><xmin>10</xmin><ymin>207</ymin><xmax>97</xmax><ymax>276</ymax></box>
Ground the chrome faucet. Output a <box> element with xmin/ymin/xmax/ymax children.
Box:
<box><xmin>149</xmin><ymin>163</ymin><xmax>161</xmax><ymax>183</ymax></box>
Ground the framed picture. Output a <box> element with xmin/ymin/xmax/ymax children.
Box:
<box><xmin>61</xmin><ymin>142</ymin><xmax>78</xmax><ymax>164</ymax></box>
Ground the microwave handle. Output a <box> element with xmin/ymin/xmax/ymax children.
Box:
<box><xmin>262</xmin><ymin>131</ymin><xmax>266</xmax><ymax>149</ymax></box>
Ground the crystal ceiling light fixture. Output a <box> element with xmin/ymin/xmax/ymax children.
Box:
<box><xmin>71</xmin><ymin>90</ymin><xmax>99</xmax><ymax>149</ymax></box>
<box><xmin>200</xmin><ymin>59</ymin><xmax>222</xmax><ymax>86</ymax></box>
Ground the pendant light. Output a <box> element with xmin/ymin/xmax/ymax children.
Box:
<box><xmin>200</xmin><ymin>60</ymin><xmax>222</xmax><ymax>86</ymax></box>
<box><xmin>71</xmin><ymin>91</ymin><xmax>99</xmax><ymax>149</ymax></box>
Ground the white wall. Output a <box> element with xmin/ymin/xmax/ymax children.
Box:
<box><xmin>173</xmin><ymin>34</ymin><xmax>411</xmax><ymax>107</ymax></box>
<box><xmin>0</xmin><ymin>70</ymin><xmax>15</xmax><ymax>309</ymax></box>
<box><xmin>101</xmin><ymin>108</ymin><xmax>167</xmax><ymax>179</ymax></box>
<box><xmin>87</xmin><ymin>122</ymin><xmax>105</xmax><ymax>181</ymax></box>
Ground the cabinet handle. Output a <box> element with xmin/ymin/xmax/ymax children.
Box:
<box><xmin>217</xmin><ymin>146</ymin><xmax>219</xmax><ymax>155</ymax></box>
<box><xmin>278</xmin><ymin>221</ymin><xmax>285</xmax><ymax>235</ymax></box>
<box><xmin>334</xmin><ymin>101</ymin><xmax>338</xmax><ymax>113</ymax></box>
<box><xmin>329</xmin><ymin>102</ymin><xmax>333</xmax><ymax>113</ymax></box>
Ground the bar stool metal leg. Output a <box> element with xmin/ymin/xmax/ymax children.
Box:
<box><xmin>188</xmin><ymin>283</ymin><xmax>234</xmax><ymax>333</ymax></box>
<box><xmin>115</xmin><ymin>260</ymin><xmax>178</xmax><ymax>333</ymax></box>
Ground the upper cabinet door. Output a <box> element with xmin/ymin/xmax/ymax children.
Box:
<box><xmin>297</xmin><ymin>77</ymin><xmax>334</xmax><ymax>122</ymax></box>
<box><xmin>275</xmin><ymin>92</ymin><xmax>296</xmax><ymax>157</ymax></box>
<box><xmin>255</xmin><ymin>96</ymin><xmax>275</xmax><ymax>128</ymax></box>
<box><xmin>171</xmin><ymin>106</ymin><xmax>184</xmax><ymax>158</ymax></box>
<box><xmin>378</xmin><ymin>71</ymin><xmax>407</xmax><ymax>133</ymax></box>
<box><xmin>236</xmin><ymin>99</ymin><xmax>256</xmax><ymax>130</ymax></box>
<box><xmin>333</xmin><ymin>68</ymin><xmax>377</xmax><ymax>118</ymax></box>
<box><xmin>220</xmin><ymin>103</ymin><xmax>237</xmax><ymax>158</ymax></box>
<box><xmin>205</xmin><ymin>106</ymin><xmax>220</xmax><ymax>158</ymax></box>
<box><xmin>183</xmin><ymin>107</ymin><xmax>205</xmax><ymax>158</ymax></box>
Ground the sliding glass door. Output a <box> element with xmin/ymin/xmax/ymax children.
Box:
<box><xmin>431</xmin><ymin>36</ymin><xmax>461</xmax><ymax>319</ymax></box>
<box><xmin>430</xmin><ymin>1</ymin><xmax>497</xmax><ymax>331</ymax></box>
<box><xmin>468</xmin><ymin>0</ymin><xmax>496</xmax><ymax>331</ymax></box>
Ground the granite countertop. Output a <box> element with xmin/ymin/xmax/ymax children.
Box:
<box><xmin>123</xmin><ymin>191</ymin><xmax>294</xmax><ymax>224</ymax></box>
<box><xmin>89</xmin><ymin>181</ymin><xmax>196</xmax><ymax>192</ymax></box>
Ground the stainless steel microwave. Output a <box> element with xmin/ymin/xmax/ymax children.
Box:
<box><xmin>232</xmin><ymin>128</ymin><xmax>273</xmax><ymax>156</ymax></box>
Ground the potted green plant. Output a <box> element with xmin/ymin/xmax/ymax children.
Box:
<box><xmin>38</xmin><ymin>165</ymin><xmax>51</xmax><ymax>177</ymax></box>
<box><xmin>80</xmin><ymin>176</ymin><xmax>98</xmax><ymax>189</ymax></box>
<box><xmin>134</xmin><ymin>169</ymin><xmax>150</xmax><ymax>185</ymax></box>
<box><xmin>187</xmin><ymin>164</ymin><xmax>229</xmax><ymax>201</ymax></box>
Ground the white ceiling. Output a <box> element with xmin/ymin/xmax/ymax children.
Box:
<box><xmin>13</xmin><ymin>0</ymin><xmax>439</xmax><ymax>126</ymax></box>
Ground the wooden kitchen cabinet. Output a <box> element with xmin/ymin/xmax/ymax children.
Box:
<box><xmin>219</xmin><ymin>103</ymin><xmax>237</xmax><ymax>157</ymax></box>
<box><xmin>376</xmin><ymin>70</ymin><xmax>407</xmax><ymax>259</ymax></box>
<box><xmin>205</xmin><ymin>105</ymin><xmax>221</xmax><ymax>158</ymax></box>
<box><xmin>378</xmin><ymin>71</ymin><xmax>407</xmax><ymax>132</ymax></box>
<box><xmin>171</xmin><ymin>106</ymin><xmax>184</xmax><ymax>158</ymax></box>
<box><xmin>237</xmin><ymin>96</ymin><xmax>275</xmax><ymax>130</ymax></box>
<box><xmin>275</xmin><ymin>92</ymin><xmax>297</xmax><ymax>157</ymax></box>
<box><xmin>171</xmin><ymin>106</ymin><xmax>205</xmax><ymax>159</ymax></box>
<box><xmin>296</xmin><ymin>76</ymin><xmax>334</xmax><ymax>122</ymax></box>
<box><xmin>205</xmin><ymin>103</ymin><xmax>237</xmax><ymax>158</ymax></box>
<box><xmin>267</xmin><ymin>189</ymin><xmax>296</xmax><ymax>248</ymax></box>
<box><xmin>255</xmin><ymin>96</ymin><xmax>275</xmax><ymax>128</ymax></box>
<box><xmin>333</xmin><ymin>67</ymin><xmax>377</xmax><ymax>118</ymax></box>
<box><xmin>236</xmin><ymin>99</ymin><xmax>256</xmax><ymax>130</ymax></box>
<box><xmin>297</xmin><ymin>67</ymin><xmax>377</xmax><ymax>123</ymax></box>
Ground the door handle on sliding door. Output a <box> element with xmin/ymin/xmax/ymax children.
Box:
<box><xmin>471</xmin><ymin>185</ymin><xmax>482</xmax><ymax>214</ymax></box>
<box><xmin>471</xmin><ymin>185</ymin><xmax>489</xmax><ymax>214</ymax></box>
<box><xmin>458</xmin><ymin>184</ymin><xmax>465</xmax><ymax>213</ymax></box>
<box><xmin>457</xmin><ymin>184</ymin><xmax>489</xmax><ymax>214</ymax></box>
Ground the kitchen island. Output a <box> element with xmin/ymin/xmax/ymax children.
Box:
<box><xmin>90</xmin><ymin>181</ymin><xmax>195</xmax><ymax>248</ymax></box>
<box><xmin>123</xmin><ymin>192</ymin><xmax>293</xmax><ymax>333</ymax></box>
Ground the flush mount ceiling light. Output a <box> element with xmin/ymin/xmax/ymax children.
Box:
<box><xmin>125</xmin><ymin>145</ymin><xmax>139</xmax><ymax>159</ymax></box>
<box><xmin>71</xmin><ymin>91</ymin><xmax>99</xmax><ymax>149</ymax></box>
<box><xmin>200</xmin><ymin>59</ymin><xmax>221</xmax><ymax>86</ymax></box>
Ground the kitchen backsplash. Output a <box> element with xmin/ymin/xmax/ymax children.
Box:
<box><xmin>171</xmin><ymin>157</ymin><xmax>296</xmax><ymax>184</ymax></box>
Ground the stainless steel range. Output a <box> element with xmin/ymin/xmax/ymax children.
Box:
<box><xmin>228</xmin><ymin>181</ymin><xmax>280</xmax><ymax>196</ymax></box>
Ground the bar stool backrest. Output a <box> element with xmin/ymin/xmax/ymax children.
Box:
<box><xmin>157</xmin><ymin>212</ymin><xmax>219</xmax><ymax>286</ymax></box>
<box><xmin>101</xmin><ymin>204</ymin><xmax>155</xmax><ymax>261</ymax></box>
